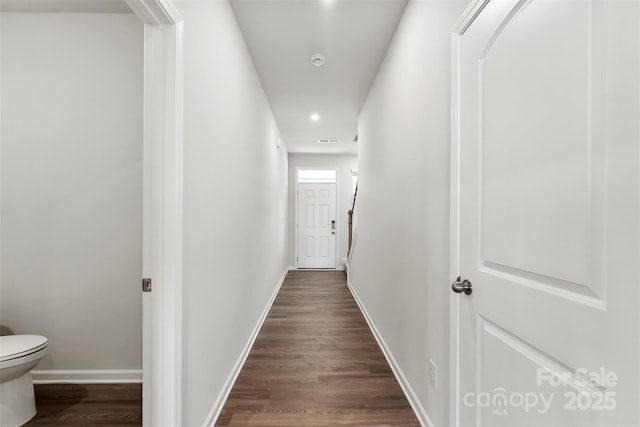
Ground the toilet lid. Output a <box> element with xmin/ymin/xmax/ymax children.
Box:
<box><xmin>0</xmin><ymin>335</ymin><xmax>48</xmax><ymax>362</ymax></box>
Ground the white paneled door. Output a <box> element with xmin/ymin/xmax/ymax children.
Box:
<box><xmin>297</xmin><ymin>183</ymin><xmax>337</xmax><ymax>268</ymax></box>
<box><xmin>453</xmin><ymin>0</ymin><xmax>639</xmax><ymax>426</ymax></box>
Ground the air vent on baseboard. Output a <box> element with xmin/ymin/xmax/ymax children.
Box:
<box><xmin>318</xmin><ymin>139</ymin><xmax>340</xmax><ymax>144</ymax></box>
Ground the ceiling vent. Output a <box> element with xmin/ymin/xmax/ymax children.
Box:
<box><xmin>318</xmin><ymin>139</ymin><xmax>339</xmax><ymax>144</ymax></box>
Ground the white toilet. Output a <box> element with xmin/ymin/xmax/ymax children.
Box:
<box><xmin>0</xmin><ymin>335</ymin><xmax>48</xmax><ymax>427</ymax></box>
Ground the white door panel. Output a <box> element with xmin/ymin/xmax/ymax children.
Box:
<box><xmin>454</xmin><ymin>1</ymin><xmax>639</xmax><ymax>426</ymax></box>
<box><xmin>297</xmin><ymin>183</ymin><xmax>337</xmax><ymax>268</ymax></box>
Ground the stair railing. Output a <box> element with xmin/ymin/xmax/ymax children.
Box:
<box><xmin>347</xmin><ymin>182</ymin><xmax>358</xmax><ymax>257</ymax></box>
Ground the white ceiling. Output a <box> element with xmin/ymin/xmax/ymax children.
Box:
<box><xmin>230</xmin><ymin>0</ymin><xmax>408</xmax><ymax>155</ymax></box>
<box><xmin>1</xmin><ymin>0</ymin><xmax>406</xmax><ymax>155</ymax></box>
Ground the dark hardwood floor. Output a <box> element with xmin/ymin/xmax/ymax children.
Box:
<box><xmin>25</xmin><ymin>383</ymin><xmax>141</xmax><ymax>426</ymax></box>
<box><xmin>24</xmin><ymin>271</ymin><xmax>418</xmax><ymax>426</ymax></box>
<box><xmin>215</xmin><ymin>270</ymin><xmax>421</xmax><ymax>426</ymax></box>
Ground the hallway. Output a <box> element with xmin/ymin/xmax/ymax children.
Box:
<box><xmin>2</xmin><ymin>0</ymin><xmax>639</xmax><ymax>425</ymax></box>
<box><xmin>215</xmin><ymin>270</ymin><xmax>420</xmax><ymax>426</ymax></box>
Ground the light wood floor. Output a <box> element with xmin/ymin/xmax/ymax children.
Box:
<box><xmin>215</xmin><ymin>270</ymin><xmax>420</xmax><ymax>426</ymax></box>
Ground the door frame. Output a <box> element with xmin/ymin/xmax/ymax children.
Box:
<box><xmin>125</xmin><ymin>1</ymin><xmax>184</xmax><ymax>425</ymax></box>
<box><xmin>449</xmin><ymin>2</ymin><xmax>490</xmax><ymax>427</ymax></box>
<box><xmin>294</xmin><ymin>167</ymin><xmax>339</xmax><ymax>269</ymax></box>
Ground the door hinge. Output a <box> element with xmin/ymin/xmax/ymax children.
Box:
<box><xmin>142</xmin><ymin>278</ymin><xmax>152</xmax><ymax>292</ymax></box>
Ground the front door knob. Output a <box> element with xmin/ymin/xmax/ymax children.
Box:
<box><xmin>451</xmin><ymin>277</ymin><xmax>472</xmax><ymax>295</ymax></box>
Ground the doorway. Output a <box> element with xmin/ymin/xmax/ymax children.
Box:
<box><xmin>450</xmin><ymin>1</ymin><xmax>640</xmax><ymax>426</ymax></box>
<box><xmin>296</xmin><ymin>169</ymin><xmax>338</xmax><ymax>269</ymax></box>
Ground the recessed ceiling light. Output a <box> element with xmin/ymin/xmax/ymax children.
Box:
<box><xmin>310</xmin><ymin>114</ymin><xmax>320</xmax><ymax>121</ymax></box>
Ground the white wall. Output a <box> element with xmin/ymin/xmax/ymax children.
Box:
<box><xmin>287</xmin><ymin>154</ymin><xmax>357</xmax><ymax>268</ymax></box>
<box><xmin>347</xmin><ymin>1</ymin><xmax>469</xmax><ymax>426</ymax></box>
<box><xmin>0</xmin><ymin>13</ymin><xmax>143</xmax><ymax>372</ymax></box>
<box><xmin>177</xmin><ymin>1</ymin><xmax>289</xmax><ymax>425</ymax></box>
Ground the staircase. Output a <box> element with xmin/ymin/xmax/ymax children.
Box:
<box><xmin>347</xmin><ymin>182</ymin><xmax>358</xmax><ymax>258</ymax></box>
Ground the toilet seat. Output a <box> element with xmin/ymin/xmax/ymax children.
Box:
<box><xmin>0</xmin><ymin>335</ymin><xmax>48</xmax><ymax>363</ymax></box>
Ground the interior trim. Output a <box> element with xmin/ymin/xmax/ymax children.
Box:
<box><xmin>125</xmin><ymin>1</ymin><xmax>184</xmax><ymax>425</ymax></box>
<box><xmin>448</xmin><ymin>2</ymin><xmax>493</xmax><ymax>425</ymax></box>
<box><xmin>32</xmin><ymin>369</ymin><xmax>143</xmax><ymax>384</ymax></box>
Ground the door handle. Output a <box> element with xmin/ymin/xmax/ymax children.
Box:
<box><xmin>331</xmin><ymin>220</ymin><xmax>336</xmax><ymax>230</ymax></box>
<box><xmin>451</xmin><ymin>277</ymin><xmax>472</xmax><ymax>295</ymax></box>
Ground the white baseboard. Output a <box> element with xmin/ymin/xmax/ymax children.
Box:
<box><xmin>202</xmin><ymin>268</ymin><xmax>289</xmax><ymax>427</ymax></box>
<box><xmin>346</xmin><ymin>279</ymin><xmax>434</xmax><ymax>427</ymax></box>
<box><xmin>287</xmin><ymin>265</ymin><xmax>296</xmax><ymax>271</ymax></box>
<box><xmin>288</xmin><ymin>267</ymin><xmax>344</xmax><ymax>271</ymax></box>
<box><xmin>31</xmin><ymin>369</ymin><xmax>142</xmax><ymax>384</ymax></box>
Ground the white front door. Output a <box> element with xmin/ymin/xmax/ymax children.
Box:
<box><xmin>297</xmin><ymin>183</ymin><xmax>337</xmax><ymax>268</ymax></box>
<box><xmin>453</xmin><ymin>1</ymin><xmax>639</xmax><ymax>426</ymax></box>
